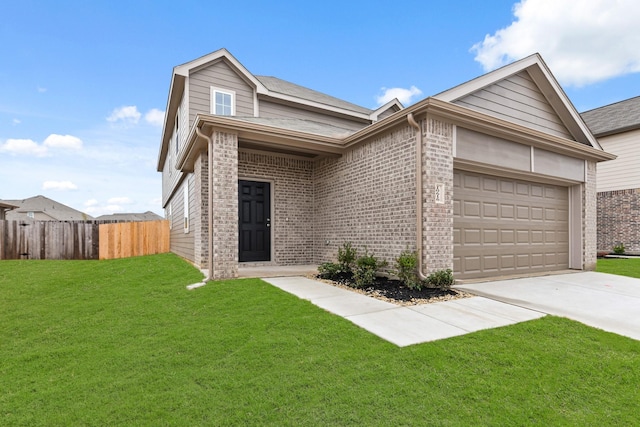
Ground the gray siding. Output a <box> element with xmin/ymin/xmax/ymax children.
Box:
<box><xmin>189</xmin><ymin>59</ymin><xmax>255</xmax><ymax>125</ymax></box>
<box><xmin>169</xmin><ymin>175</ymin><xmax>195</xmax><ymax>262</ymax></box>
<box><xmin>376</xmin><ymin>107</ymin><xmax>397</xmax><ymax>121</ymax></box>
<box><xmin>454</xmin><ymin>71</ymin><xmax>572</xmax><ymax>139</ymax></box>
<box><xmin>161</xmin><ymin>94</ymin><xmax>187</xmax><ymax>207</ymax></box>
<box><xmin>597</xmin><ymin>129</ymin><xmax>640</xmax><ymax>192</ymax></box>
<box><xmin>259</xmin><ymin>100</ymin><xmax>368</xmax><ymax>132</ymax></box>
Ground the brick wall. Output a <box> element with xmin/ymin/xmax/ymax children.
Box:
<box><xmin>193</xmin><ymin>150</ymin><xmax>208</xmax><ymax>267</ymax></box>
<box><xmin>238</xmin><ymin>150</ymin><xmax>314</xmax><ymax>264</ymax></box>
<box><xmin>313</xmin><ymin>123</ymin><xmax>418</xmax><ymax>265</ymax></box>
<box><xmin>210</xmin><ymin>131</ymin><xmax>238</xmax><ymax>279</ymax></box>
<box><xmin>597</xmin><ymin>187</ymin><xmax>640</xmax><ymax>253</ymax></box>
<box><xmin>422</xmin><ymin>117</ymin><xmax>454</xmax><ymax>273</ymax></box>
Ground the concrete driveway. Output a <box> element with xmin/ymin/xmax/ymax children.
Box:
<box><xmin>456</xmin><ymin>271</ymin><xmax>640</xmax><ymax>341</ymax></box>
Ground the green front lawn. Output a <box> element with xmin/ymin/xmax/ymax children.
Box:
<box><xmin>1</xmin><ymin>254</ymin><xmax>639</xmax><ymax>425</ymax></box>
<box><xmin>597</xmin><ymin>257</ymin><xmax>640</xmax><ymax>278</ymax></box>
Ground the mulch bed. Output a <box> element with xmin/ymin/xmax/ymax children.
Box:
<box><xmin>311</xmin><ymin>273</ymin><xmax>472</xmax><ymax>306</ymax></box>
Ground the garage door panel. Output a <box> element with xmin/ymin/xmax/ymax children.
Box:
<box><xmin>454</xmin><ymin>170</ymin><xmax>569</xmax><ymax>279</ymax></box>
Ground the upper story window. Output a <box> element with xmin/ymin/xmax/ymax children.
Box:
<box><xmin>210</xmin><ymin>87</ymin><xmax>235</xmax><ymax>116</ymax></box>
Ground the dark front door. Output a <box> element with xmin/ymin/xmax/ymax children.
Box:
<box><xmin>238</xmin><ymin>180</ymin><xmax>271</xmax><ymax>262</ymax></box>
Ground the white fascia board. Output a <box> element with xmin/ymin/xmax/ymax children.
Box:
<box><xmin>158</xmin><ymin>73</ymin><xmax>185</xmax><ymax>170</ymax></box>
<box><xmin>173</xmin><ymin>48</ymin><xmax>268</xmax><ymax>94</ymax></box>
<box><xmin>435</xmin><ymin>53</ymin><xmax>602</xmax><ymax>151</ymax></box>
<box><xmin>527</xmin><ymin>57</ymin><xmax>603</xmax><ymax>151</ymax></box>
<box><xmin>434</xmin><ymin>54</ymin><xmax>542</xmax><ymax>102</ymax></box>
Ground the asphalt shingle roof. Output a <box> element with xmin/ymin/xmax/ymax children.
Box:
<box><xmin>581</xmin><ymin>96</ymin><xmax>640</xmax><ymax>136</ymax></box>
<box><xmin>0</xmin><ymin>195</ymin><xmax>93</xmax><ymax>221</ymax></box>
<box><xmin>256</xmin><ymin>76</ymin><xmax>373</xmax><ymax>116</ymax></box>
<box><xmin>231</xmin><ymin>116</ymin><xmax>362</xmax><ymax>138</ymax></box>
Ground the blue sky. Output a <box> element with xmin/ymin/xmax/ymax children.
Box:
<box><xmin>2</xmin><ymin>0</ymin><xmax>639</xmax><ymax>216</ymax></box>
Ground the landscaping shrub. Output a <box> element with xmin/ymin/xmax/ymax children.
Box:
<box><xmin>613</xmin><ymin>243</ymin><xmax>626</xmax><ymax>255</ymax></box>
<box><xmin>426</xmin><ymin>269</ymin><xmax>455</xmax><ymax>291</ymax></box>
<box><xmin>318</xmin><ymin>262</ymin><xmax>342</xmax><ymax>280</ymax></box>
<box><xmin>353</xmin><ymin>249</ymin><xmax>387</xmax><ymax>288</ymax></box>
<box><xmin>393</xmin><ymin>250</ymin><xmax>422</xmax><ymax>290</ymax></box>
<box><xmin>337</xmin><ymin>242</ymin><xmax>357</xmax><ymax>274</ymax></box>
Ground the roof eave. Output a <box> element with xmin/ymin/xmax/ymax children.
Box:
<box><xmin>176</xmin><ymin>114</ymin><xmax>344</xmax><ymax>172</ymax></box>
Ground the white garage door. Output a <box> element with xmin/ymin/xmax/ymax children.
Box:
<box><xmin>453</xmin><ymin>170</ymin><xmax>569</xmax><ymax>280</ymax></box>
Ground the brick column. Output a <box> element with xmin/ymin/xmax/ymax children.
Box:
<box><xmin>583</xmin><ymin>160</ymin><xmax>597</xmax><ymax>270</ymax></box>
<box><xmin>211</xmin><ymin>130</ymin><xmax>238</xmax><ymax>279</ymax></box>
<box><xmin>421</xmin><ymin>116</ymin><xmax>454</xmax><ymax>273</ymax></box>
<box><xmin>193</xmin><ymin>151</ymin><xmax>208</xmax><ymax>267</ymax></box>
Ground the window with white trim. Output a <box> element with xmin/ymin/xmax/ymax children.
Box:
<box><xmin>210</xmin><ymin>87</ymin><xmax>235</xmax><ymax>116</ymax></box>
<box><xmin>183</xmin><ymin>180</ymin><xmax>189</xmax><ymax>233</ymax></box>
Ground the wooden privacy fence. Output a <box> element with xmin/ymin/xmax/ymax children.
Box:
<box><xmin>0</xmin><ymin>220</ymin><xmax>98</xmax><ymax>260</ymax></box>
<box><xmin>0</xmin><ymin>219</ymin><xmax>169</xmax><ymax>260</ymax></box>
<box><xmin>99</xmin><ymin>220</ymin><xmax>170</xmax><ymax>260</ymax></box>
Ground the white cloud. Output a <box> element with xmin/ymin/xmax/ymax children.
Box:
<box><xmin>37</xmin><ymin>87</ymin><xmax>47</xmax><ymax>93</ymax></box>
<box><xmin>43</xmin><ymin>134</ymin><xmax>83</xmax><ymax>150</ymax></box>
<box><xmin>375</xmin><ymin>86</ymin><xmax>423</xmax><ymax>106</ymax></box>
<box><xmin>471</xmin><ymin>0</ymin><xmax>640</xmax><ymax>87</ymax></box>
<box><xmin>12</xmin><ymin>118</ymin><xmax>21</xmax><ymax>125</ymax></box>
<box><xmin>85</xmin><ymin>199</ymin><xmax>99</xmax><ymax>207</ymax></box>
<box><xmin>0</xmin><ymin>138</ymin><xmax>49</xmax><ymax>157</ymax></box>
<box><xmin>107</xmin><ymin>105</ymin><xmax>141</xmax><ymax>125</ymax></box>
<box><xmin>108</xmin><ymin>196</ymin><xmax>133</xmax><ymax>205</ymax></box>
<box><xmin>42</xmin><ymin>180</ymin><xmax>78</xmax><ymax>191</ymax></box>
<box><xmin>145</xmin><ymin>109</ymin><xmax>165</xmax><ymax>127</ymax></box>
<box><xmin>0</xmin><ymin>134</ymin><xmax>83</xmax><ymax>157</ymax></box>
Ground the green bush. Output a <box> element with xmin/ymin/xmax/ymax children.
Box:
<box><xmin>393</xmin><ymin>250</ymin><xmax>422</xmax><ymax>290</ymax></box>
<box><xmin>318</xmin><ymin>262</ymin><xmax>342</xmax><ymax>280</ymax></box>
<box><xmin>426</xmin><ymin>269</ymin><xmax>455</xmax><ymax>291</ymax></box>
<box><xmin>613</xmin><ymin>243</ymin><xmax>626</xmax><ymax>255</ymax></box>
<box><xmin>353</xmin><ymin>249</ymin><xmax>387</xmax><ymax>288</ymax></box>
<box><xmin>337</xmin><ymin>242</ymin><xmax>357</xmax><ymax>274</ymax></box>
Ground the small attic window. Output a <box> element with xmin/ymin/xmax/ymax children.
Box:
<box><xmin>27</xmin><ymin>211</ymin><xmax>34</xmax><ymax>219</ymax></box>
<box><xmin>210</xmin><ymin>87</ymin><xmax>235</xmax><ymax>116</ymax></box>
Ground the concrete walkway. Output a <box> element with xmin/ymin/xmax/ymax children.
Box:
<box><xmin>262</xmin><ymin>276</ymin><xmax>545</xmax><ymax>347</ymax></box>
<box><xmin>457</xmin><ymin>271</ymin><xmax>640</xmax><ymax>341</ymax></box>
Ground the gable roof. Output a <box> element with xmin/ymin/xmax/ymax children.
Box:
<box><xmin>435</xmin><ymin>53</ymin><xmax>601</xmax><ymax>150</ymax></box>
<box><xmin>581</xmin><ymin>96</ymin><xmax>640</xmax><ymax>137</ymax></box>
<box><xmin>158</xmin><ymin>48</ymin><xmax>381</xmax><ymax>170</ymax></box>
<box><xmin>0</xmin><ymin>195</ymin><xmax>93</xmax><ymax>221</ymax></box>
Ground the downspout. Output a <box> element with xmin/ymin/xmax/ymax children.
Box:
<box><xmin>407</xmin><ymin>113</ymin><xmax>428</xmax><ymax>280</ymax></box>
<box><xmin>195</xmin><ymin>125</ymin><xmax>214</xmax><ymax>281</ymax></box>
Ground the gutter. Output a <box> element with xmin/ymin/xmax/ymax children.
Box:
<box><xmin>407</xmin><ymin>112</ymin><xmax>429</xmax><ymax>281</ymax></box>
<box><xmin>195</xmin><ymin>125</ymin><xmax>214</xmax><ymax>282</ymax></box>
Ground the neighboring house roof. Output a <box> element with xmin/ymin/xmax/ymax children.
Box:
<box><xmin>0</xmin><ymin>195</ymin><xmax>93</xmax><ymax>221</ymax></box>
<box><xmin>581</xmin><ymin>95</ymin><xmax>640</xmax><ymax>137</ymax></box>
<box><xmin>0</xmin><ymin>201</ymin><xmax>18</xmax><ymax>210</ymax></box>
<box><xmin>95</xmin><ymin>211</ymin><xmax>164</xmax><ymax>221</ymax></box>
